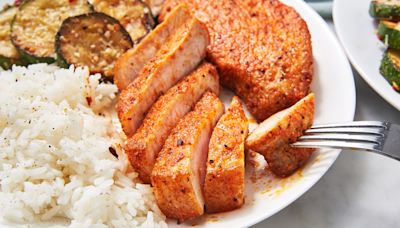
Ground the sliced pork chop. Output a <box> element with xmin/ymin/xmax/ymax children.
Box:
<box><xmin>204</xmin><ymin>96</ymin><xmax>248</xmax><ymax>213</ymax></box>
<box><xmin>126</xmin><ymin>62</ymin><xmax>220</xmax><ymax>184</ymax></box>
<box><xmin>159</xmin><ymin>0</ymin><xmax>313</xmax><ymax>121</ymax></box>
<box><xmin>151</xmin><ymin>91</ymin><xmax>224</xmax><ymax>222</ymax></box>
<box><xmin>114</xmin><ymin>4</ymin><xmax>192</xmax><ymax>91</ymax></box>
<box><xmin>245</xmin><ymin>93</ymin><xmax>315</xmax><ymax>177</ymax></box>
<box><xmin>117</xmin><ymin>17</ymin><xmax>209</xmax><ymax>138</ymax></box>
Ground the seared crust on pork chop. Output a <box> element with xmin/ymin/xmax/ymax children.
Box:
<box><xmin>114</xmin><ymin>4</ymin><xmax>192</xmax><ymax>91</ymax></box>
<box><xmin>117</xmin><ymin>17</ymin><xmax>209</xmax><ymax>137</ymax></box>
<box><xmin>126</xmin><ymin>62</ymin><xmax>220</xmax><ymax>184</ymax></box>
<box><xmin>245</xmin><ymin>93</ymin><xmax>315</xmax><ymax>177</ymax></box>
<box><xmin>151</xmin><ymin>91</ymin><xmax>224</xmax><ymax>222</ymax></box>
<box><xmin>266</xmin><ymin>145</ymin><xmax>314</xmax><ymax>177</ymax></box>
<box><xmin>204</xmin><ymin>96</ymin><xmax>248</xmax><ymax>213</ymax></box>
<box><xmin>159</xmin><ymin>0</ymin><xmax>313</xmax><ymax>121</ymax></box>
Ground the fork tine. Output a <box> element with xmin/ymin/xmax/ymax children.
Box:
<box><xmin>311</xmin><ymin>121</ymin><xmax>389</xmax><ymax>129</ymax></box>
<box><xmin>304</xmin><ymin>127</ymin><xmax>385</xmax><ymax>136</ymax></box>
<box><xmin>291</xmin><ymin>141</ymin><xmax>378</xmax><ymax>151</ymax></box>
<box><xmin>298</xmin><ymin>134</ymin><xmax>381</xmax><ymax>144</ymax></box>
<box><xmin>291</xmin><ymin>122</ymin><xmax>400</xmax><ymax>161</ymax></box>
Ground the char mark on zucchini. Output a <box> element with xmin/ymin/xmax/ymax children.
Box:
<box><xmin>0</xmin><ymin>5</ymin><xmax>27</xmax><ymax>69</ymax></box>
<box><xmin>55</xmin><ymin>12</ymin><xmax>133</xmax><ymax>80</ymax></box>
<box><xmin>88</xmin><ymin>0</ymin><xmax>155</xmax><ymax>44</ymax></box>
<box><xmin>10</xmin><ymin>0</ymin><xmax>93</xmax><ymax>64</ymax></box>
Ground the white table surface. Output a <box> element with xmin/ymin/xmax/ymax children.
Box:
<box><xmin>251</xmin><ymin>20</ymin><xmax>400</xmax><ymax>228</ymax></box>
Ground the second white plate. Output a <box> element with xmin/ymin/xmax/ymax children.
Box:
<box><xmin>333</xmin><ymin>0</ymin><xmax>400</xmax><ymax>111</ymax></box>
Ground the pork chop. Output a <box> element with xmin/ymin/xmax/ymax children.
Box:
<box><xmin>151</xmin><ymin>91</ymin><xmax>224</xmax><ymax>222</ymax></box>
<box><xmin>245</xmin><ymin>93</ymin><xmax>315</xmax><ymax>177</ymax></box>
<box><xmin>159</xmin><ymin>0</ymin><xmax>313</xmax><ymax>121</ymax></box>
<box><xmin>126</xmin><ymin>62</ymin><xmax>220</xmax><ymax>184</ymax></box>
<box><xmin>117</xmin><ymin>17</ymin><xmax>209</xmax><ymax>138</ymax></box>
<box><xmin>204</xmin><ymin>96</ymin><xmax>248</xmax><ymax>213</ymax></box>
<box><xmin>114</xmin><ymin>4</ymin><xmax>192</xmax><ymax>91</ymax></box>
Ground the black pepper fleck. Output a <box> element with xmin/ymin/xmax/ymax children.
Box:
<box><xmin>109</xmin><ymin>147</ymin><xmax>118</xmax><ymax>158</ymax></box>
<box><xmin>177</xmin><ymin>139</ymin><xmax>183</xmax><ymax>146</ymax></box>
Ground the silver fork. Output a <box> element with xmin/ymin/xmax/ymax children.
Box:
<box><xmin>291</xmin><ymin>121</ymin><xmax>400</xmax><ymax>161</ymax></box>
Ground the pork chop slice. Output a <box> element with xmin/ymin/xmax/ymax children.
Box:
<box><xmin>204</xmin><ymin>96</ymin><xmax>248</xmax><ymax>213</ymax></box>
<box><xmin>159</xmin><ymin>0</ymin><xmax>313</xmax><ymax>121</ymax></box>
<box><xmin>117</xmin><ymin>17</ymin><xmax>209</xmax><ymax>138</ymax></box>
<box><xmin>114</xmin><ymin>4</ymin><xmax>192</xmax><ymax>91</ymax></box>
<box><xmin>126</xmin><ymin>62</ymin><xmax>220</xmax><ymax>184</ymax></box>
<box><xmin>151</xmin><ymin>91</ymin><xmax>224</xmax><ymax>222</ymax></box>
<box><xmin>245</xmin><ymin>93</ymin><xmax>315</xmax><ymax>177</ymax></box>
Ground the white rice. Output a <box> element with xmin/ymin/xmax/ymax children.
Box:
<box><xmin>0</xmin><ymin>64</ymin><xmax>168</xmax><ymax>228</ymax></box>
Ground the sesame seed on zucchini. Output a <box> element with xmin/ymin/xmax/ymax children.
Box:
<box><xmin>55</xmin><ymin>12</ymin><xmax>133</xmax><ymax>80</ymax></box>
<box><xmin>88</xmin><ymin>0</ymin><xmax>155</xmax><ymax>44</ymax></box>
<box><xmin>377</xmin><ymin>20</ymin><xmax>400</xmax><ymax>50</ymax></box>
<box><xmin>0</xmin><ymin>5</ymin><xmax>27</xmax><ymax>69</ymax></box>
<box><xmin>379</xmin><ymin>48</ymin><xmax>400</xmax><ymax>92</ymax></box>
<box><xmin>369</xmin><ymin>1</ymin><xmax>400</xmax><ymax>21</ymax></box>
<box><xmin>10</xmin><ymin>0</ymin><xmax>93</xmax><ymax>64</ymax></box>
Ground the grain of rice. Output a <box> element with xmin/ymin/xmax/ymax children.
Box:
<box><xmin>0</xmin><ymin>64</ymin><xmax>167</xmax><ymax>227</ymax></box>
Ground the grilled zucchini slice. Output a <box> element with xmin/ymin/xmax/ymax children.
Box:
<box><xmin>380</xmin><ymin>48</ymin><xmax>400</xmax><ymax>92</ymax></box>
<box><xmin>369</xmin><ymin>1</ymin><xmax>400</xmax><ymax>21</ymax></box>
<box><xmin>377</xmin><ymin>20</ymin><xmax>400</xmax><ymax>50</ymax></box>
<box><xmin>0</xmin><ymin>5</ymin><xmax>27</xmax><ymax>69</ymax></box>
<box><xmin>55</xmin><ymin>12</ymin><xmax>133</xmax><ymax>80</ymax></box>
<box><xmin>10</xmin><ymin>0</ymin><xmax>93</xmax><ymax>64</ymax></box>
<box><xmin>88</xmin><ymin>0</ymin><xmax>155</xmax><ymax>43</ymax></box>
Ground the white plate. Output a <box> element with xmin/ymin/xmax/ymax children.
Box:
<box><xmin>0</xmin><ymin>0</ymin><xmax>355</xmax><ymax>227</ymax></box>
<box><xmin>175</xmin><ymin>0</ymin><xmax>354</xmax><ymax>227</ymax></box>
<box><xmin>333</xmin><ymin>0</ymin><xmax>400</xmax><ymax>111</ymax></box>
